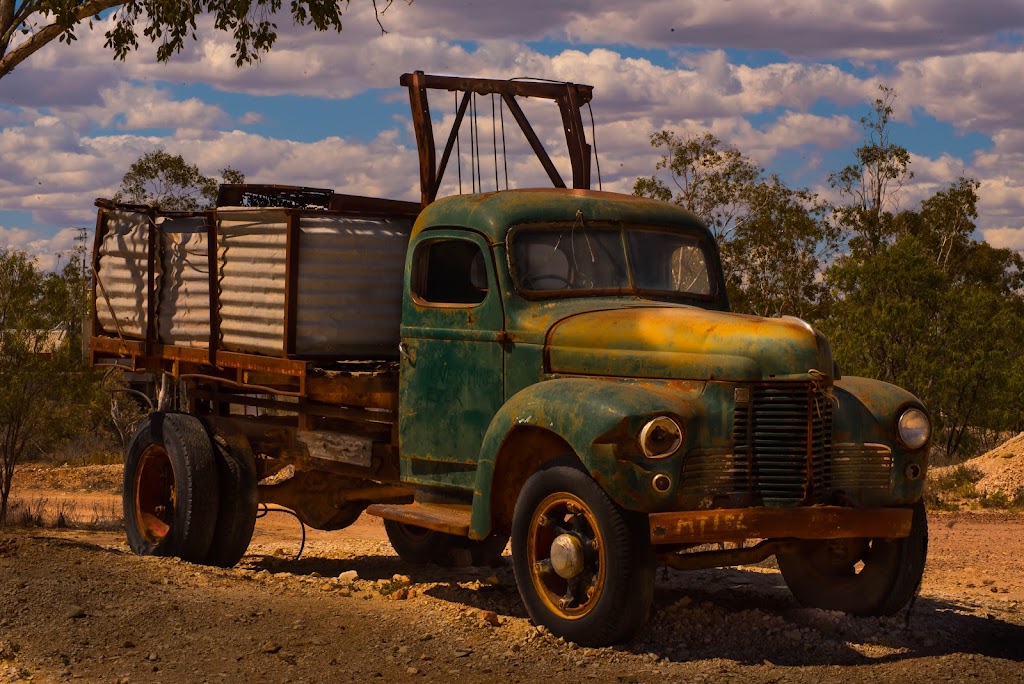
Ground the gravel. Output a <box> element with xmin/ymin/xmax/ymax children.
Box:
<box><xmin>0</xmin><ymin>509</ymin><xmax>1022</xmax><ymax>683</ymax></box>
<box><xmin>2</xmin><ymin>471</ymin><xmax>1023</xmax><ymax>682</ymax></box>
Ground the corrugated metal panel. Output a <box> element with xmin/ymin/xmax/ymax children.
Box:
<box><xmin>95</xmin><ymin>209</ymin><xmax>154</xmax><ymax>340</ymax></box>
<box><xmin>295</xmin><ymin>215</ymin><xmax>410</xmax><ymax>356</ymax></box>
<box><xmin>217</xmin><ymin>208</ymin><xmax>288</xmax><ymax>356</ymax></box>
<box><xmin>157</xmin><ymin>215</ymin><xmax>210</xmax><ymax>348</ymax></box>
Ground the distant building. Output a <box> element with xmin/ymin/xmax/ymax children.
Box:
<box><xmin>0</xmin><ymin>329</ymin><xmax>69</xmax><ymax>360</ymax></box>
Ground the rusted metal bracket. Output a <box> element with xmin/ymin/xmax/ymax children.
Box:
<box><xmin>657</xmin><ymin>539</ymin><xmax>799</xmax><ymax>572</ymax></box>
<box><xmin>649</xmin><ymin>506</ymin><xmax>914</xmax><ymax>545</ymax></box>
<box><xmin>400</xmin><ymin>71</ymin><xmax>595</xmax><ymax>206</ymax></box>
<box><xmin>366</xmin><ymin>501</ymin><xmax>473</xmax><ymax>536</ymax></box>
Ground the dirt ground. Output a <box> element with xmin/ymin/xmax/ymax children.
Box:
<box><xmin>1</xmin><ymin>473</ymin><xmax>1023</xmax><ymax>683</ymax></box>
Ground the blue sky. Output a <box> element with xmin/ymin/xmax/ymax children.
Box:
<box><xmin>2</xmin><ymin>1</ymin><xmax>1024</xmax><ymax>268</ymax></box>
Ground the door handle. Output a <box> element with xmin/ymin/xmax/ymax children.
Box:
<box><xmin>398</xmin><ymin>341</ymin><xmax>414</xmax><ymax>364</ymax></box>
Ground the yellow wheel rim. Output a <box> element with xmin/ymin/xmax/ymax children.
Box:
<box><xmin>526</xmin><ymin>492</ymin><xmax>606</xmax><ymax>620</ymax></box>
<box><xmin>134</xmin><ymin>444</ymin><xmax>176</xmax><ymax>545</ymax></box>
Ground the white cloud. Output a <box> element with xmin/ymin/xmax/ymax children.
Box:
<box><xmin>0</xmin><ymin>226</ymin><xmax>80</xmax><ymax>271</ymax></box>
<box><xmin>896</xmin><ymin>51</ymin><xmax>1024</xmax><ymax>134</ymax></box>
<box><xmin>982</xmin><ymin>227</ymin><xmax>1024</xmax><ymax>252</ymax></box>
<box><xmin>391</xmin><ymin>1</ymin><xmax>1024</xmax><ymax>59</ymax></box>
<box><xmin>3</xmin><ymin>1</ymin><xmax>1024</xmax><ymax>261</ymax></box>
<box><xmin>106</xmin><ymin>83</ymin><xmax>230</xmax><ymax>131</ymax></box>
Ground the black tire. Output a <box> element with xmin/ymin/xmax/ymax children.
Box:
<box><xmin>383</xmin><ymin>520</ymin><xmax>507</xmax><ymax>567</ymax></box>
<box><xmin>384</xmin><ymin>520</ymin><xmax>460</xmax><ymax>564</ymax></box>
<box><xmin>123</xmin><ymin>412</ymin><xmax>220</xmax><ymax>563</ymax></box>
<box><xmin>777</xmin><ymin>500</ymin><xmax>928</xmax><ymax>615</ymax></box>
<box><xmin>465</xmin><ymin>532</ymin><xmax>510</xmax><ymax>567</ymax></box>
<box><xmin>204</xmin><ymin>435</ymin><xmax>258</xmax><ymax>568</ymax></box>
<box><xmin>511</xmin><ymin>462</ymin><xmax>655</xmax><ymax>646</ymax></box>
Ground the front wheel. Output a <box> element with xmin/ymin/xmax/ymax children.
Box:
<box><xmin>511</xmin><ymin>463</ymin><xmax>654</xmax><ymax>646</ymax></box>
<box><xmin>123</xmin><ymin>413</ymin><xmax>220</xmax><ymax>563</ymax></box>
<box><xmin>777</xmin><ymin>500</ymin><xmax>928</xmax><ymax>615</ymax></box>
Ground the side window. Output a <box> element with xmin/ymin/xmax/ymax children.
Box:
<box><xmin>413</xmin><ymin>239</ymin><xmax>489</xmax><ymax>305</ymax></box>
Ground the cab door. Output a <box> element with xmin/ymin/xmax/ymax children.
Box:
<box><xmin>398</xmin><ymin>229</ymin><xmax>505</xmax><ymax>492</ymax></box>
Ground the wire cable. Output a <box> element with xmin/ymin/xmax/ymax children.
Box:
<box><xmin>587</xmin><ymin>101</ymin><xmax>603</xmax><ymax>191</ymax></box>
<box><xmin>256</xmin><ymin>504</ymin><xmax>307</xmax><ymax>561</ymax></box>
<box><xmin>491</xmin><ymin>93</ymin><xmax>499</xmax><ymax>191</ymax></box>
<box><xmin>455</xmin><ymin>91</ymin><xmax>462</xmax><ymax>194</ymax></box>
<box><xmin>473</xmin><ymin>92</ymin><xmax>483</xmax><ymax>193</ymax></box>
<box><xmin>499</xmin><ymin>96</ymin><xmax>509</xmax><ymax>190</ymax></box>
<box><xmin>469</xmin><ymin>93</ymin><xmax>477</xmax><ymax>193</ymax></box>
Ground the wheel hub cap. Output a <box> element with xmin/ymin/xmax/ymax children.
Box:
<box><xmin>550</xmin><ymin>533</ymin><xmax>584</xmax><ymax>579</ymax></box>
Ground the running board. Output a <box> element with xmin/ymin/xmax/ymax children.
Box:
<box><xmin>366</xmin><ymin>502</ymin><xmax>472</xmax><ymax>537</ymax></box>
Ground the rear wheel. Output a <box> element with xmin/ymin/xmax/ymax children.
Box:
<box><xmin>777</xmin><ymin>500</ymin><xmax>928</xmax><ymax>615</ymax></box>
<box><xmin>384</xmin><ymin>520</ymin><xmax>458</xmax><ymax>564</ymax></box>
<box><xmin>511</xmin><ymin>462</ymin><xmax>654</xmax><ymax>646</ymax></box>
<box><xmin>203</xmin><ymin>435</ymin><xmax>258</xmax><ymax>568</ymax></box>
<box><xmin>464</xmin><ymin>532</ymin><xmax>510</xmax><ymax>567</ymax></box>
<box><xmin>123</xmin><ymin>413</ymin><xmax>219</xmax><ymax>563</ymax></box>
<box><xmin>384</xmin><ymin>521</ymin><xmax>509</xmax><ymax>567</ymax></box>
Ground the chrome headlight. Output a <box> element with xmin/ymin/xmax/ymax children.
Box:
<box><xmin>639</xmin><ymin>416</ymin><xmax>683</xmax><ymax>459</ymax></box>
<box><xmin>897</xmin><ymin>408</ymin><xmax>930</xmax><ymax>450</ymax></box>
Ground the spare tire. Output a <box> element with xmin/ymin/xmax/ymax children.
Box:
<box><xmin>123</xmin><ymin>412</ymin><xmax>220</xmax><ymax>563</ymax></box>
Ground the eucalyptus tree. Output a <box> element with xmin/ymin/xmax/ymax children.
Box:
<box><xmin>634</xmin><ymin>131</ymin><xmax>835</xmax><ymax>319</ymax></box>
<box><xmin>828</xmin><ymin>85</ymin><xmax>913</xmax><ymax>255</ymax></box>
<box><xmin>825</xmin><ymin>177</ymin><xmax>1024</xmax><ymax>460</ymax></box>
<box><xmin>1</xmin><ymin>1</ymin><xmax>403</xmax><ymax>80</ymax></box>
<box><xmin>113</xmin><ymin>149</ymin><xmax>244</xmax><ymax>210</ymax></box>
<box><xmin>0</xmin><ymin>250</ymin><xmax>101</xmax><ymax>525</ymax></box>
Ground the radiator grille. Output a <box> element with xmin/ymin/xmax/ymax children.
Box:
<box><xmin>680</xmin><ymin>382</ymin><xmax>833</xmax><ymax>507</ymax></box>
<box><xmin>821</xmin><ymin>443</ymin><xmax>894</xmax><ymax>495</ymax></box>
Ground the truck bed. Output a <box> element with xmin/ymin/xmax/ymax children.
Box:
<box><xmin>89</xmin><ymin>188</ymin><xmax>419</xmax><ymax>386</ymax></box>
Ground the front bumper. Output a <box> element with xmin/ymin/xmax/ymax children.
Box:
<box><xmin>648</xmin><ymin>505</ymin><xmax>913</xmax><ymax>545</ymax></box>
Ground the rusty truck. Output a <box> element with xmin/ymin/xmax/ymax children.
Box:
<box><xmin>89</xmin><ymin>72</ymin><xmax>931</xmax><ymax>646</ymax></box>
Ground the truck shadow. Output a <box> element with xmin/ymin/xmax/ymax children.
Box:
<box><xmin>248</xmin><ymin>551</ymin><xmax>1024</xmax><ymax>666</ymax></box>
<box><xmin>246</xmin><ymin>551</ymin><xmax>531</xmax><ymax>618</ymax></box>
<box><xmin>633</xmin><ymin>566</ymin><xmax>1024</xmax><ymax>666</ymax></box>
<box><xmin>40</xmin><ymin>535</ymin><xmax>1024</xmax><ymax>667</ymax></box>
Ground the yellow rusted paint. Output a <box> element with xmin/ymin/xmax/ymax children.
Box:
<box><xmin>546</xmin><ymin>307</ymin><xmax>832</xmax><ymax>381</ymax></box>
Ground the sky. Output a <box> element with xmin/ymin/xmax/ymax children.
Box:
<box><xmin>1</xmin><ymin>0</ymin><xmax>1024</xmax><ymax>269</ymax></box>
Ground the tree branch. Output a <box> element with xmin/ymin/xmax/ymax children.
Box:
<box><xmin>0</xmin><ymin>0</ymin><xmax>123</xmax><ymax>79</ymax></box>
<box><xmin>0</xmin><ymin>0</ymin><xmax>33</xmax><ymax>53</ymax></box>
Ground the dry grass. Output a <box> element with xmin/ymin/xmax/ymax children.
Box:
<box><xmin>924</xmin><ymin>463</ymin><xmax>1024</xmax><ymax>512</ymax></box>
<box><xmin>5</xmin><ymin>495</ymin><xmax>121</xmax><ymax>530</ymax></box>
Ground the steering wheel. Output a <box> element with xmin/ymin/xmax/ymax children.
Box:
<box><xmin>523</xmin><ymin>274</ymin><xmax>572</xmax><ymax>290</ymax></box>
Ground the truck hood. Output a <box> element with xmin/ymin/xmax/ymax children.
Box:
<box><xmin>546</xmin><ymin>306</ymin><xmax>833</xmax><ymax>382</ymax></box>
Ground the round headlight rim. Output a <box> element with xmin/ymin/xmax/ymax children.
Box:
<box><xmin>897</xmin><ymin>406</ymin><xmax>931</xmax><ymax>451</ymax></box>
<box><xmin>639</xmin><ymin>415</ymin><xmax>684</xmax><ymax>459</ymax></box>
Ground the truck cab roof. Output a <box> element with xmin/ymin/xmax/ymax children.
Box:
<box><xmin>413</xmin><ymin>188</ymin><xmax>712</xmax><ymax>244</ymax></box>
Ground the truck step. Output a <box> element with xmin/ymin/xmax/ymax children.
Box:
<box><xmin>366</xmin><ymin>502</ymin><xmax>471</xmax><ymax>537</ymax></box>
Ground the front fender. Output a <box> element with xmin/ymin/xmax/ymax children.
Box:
<box><xmin>469</xmin><ymin>377</ymin><xmax>702</xmax><ymax>538</ymax></box>
<box><xmin>833</xmin><ymin>376</ymin><xmax>929</xmax><ymax>503</ymax></box>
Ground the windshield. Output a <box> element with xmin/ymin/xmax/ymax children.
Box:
<box><xmin>511</xmin><ymin>223</ymin><xmax>715</xmax><ymax>298</ymax></box>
